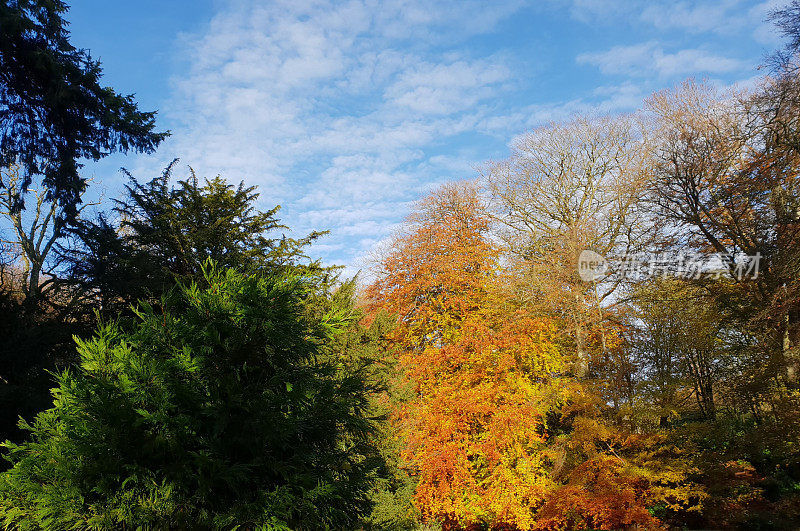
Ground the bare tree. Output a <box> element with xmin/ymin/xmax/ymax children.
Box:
<box><xmin>0</xmin><ymin>165</ymin><xmax>97</xmax><ymax>315</ymax></box>
<box><xmin>483</xmin><ymin>114</ymin><xmax>655</xmax><ymax>381</ymax></box>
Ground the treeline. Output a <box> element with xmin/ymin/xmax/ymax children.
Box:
<box><xmin>1</xmin><ymin>0</ymin><xmax>800</xmax><ymax>530</ymax></box>
<box><xmin>361</xmin><ymin>9</ymin><xmax>800</xmax><ymax>531</ymax></box>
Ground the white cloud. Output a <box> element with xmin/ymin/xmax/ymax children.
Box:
<box><xmin>136</xmin><ymin>0</ymin><xmax>525</xmax><ymax>269</ymax></box>
<box><xmin>640</xmin><ymin>1</ymin><xmax>747</xmax><ymax>35</ymax></box>
<box><xmin>566</xmin><ymin>0</ymin><xmax>786</xmax><ymax>45</ymax></box>
<box><xmin>577</xmin><ymin>42</ymin><xmax>747</xmax><ymax>78</ymax></box>
<box><xmin>567</xmin><ymin>0</ymin><xmax>631</xmax><ymax>23</ymax></box>
<box><xmin>385</xmin><ymin>59</ymin><xmax>511</xmax><ymax>115</ymax></box>
<box><xmin>114</xmin><ymin>0</ymin><xmax>771</xmax><ymax>273</ymax></box>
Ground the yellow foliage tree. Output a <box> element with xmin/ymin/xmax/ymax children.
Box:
<box><xmin>368</xmin><ymin>182</ymin><xmax>565</xmax><ymax>529</ymax></box>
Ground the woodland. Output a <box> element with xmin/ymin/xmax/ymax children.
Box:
<box><xmin>2</xmin><ymin>1</ymin><xmax>800</xmax><ymax>529</ymax></box>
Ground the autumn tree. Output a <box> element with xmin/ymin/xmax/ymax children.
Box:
<box><xmin>367</xmin><ymin>182</ymin><xmax>705</xmax><ymax>530</ymax></box>
<box><xmin>626</xmin><ymin>278</ymin><xmax>725</xmax><ymax>427</ymax></box>
<box><xmin>647</xmin><ymin>79</ymin><xmax>800</xmax><ymax>410</ymax></box>
<box><xmin>639</xmin><ymin>74</ymin><xmax>800</xmax><ymax>528</ymax></box>
<box><xmin>368</xmin><ymin>182</ymin><xmax>566</xmax><ymax>529</ymax></box>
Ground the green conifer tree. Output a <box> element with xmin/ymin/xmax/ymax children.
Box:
<box><xmin>0</xmin><ymin>263</ymin><xmax>380</xmax><ymax>529</ymax></box>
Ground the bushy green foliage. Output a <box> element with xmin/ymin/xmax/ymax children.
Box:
<box><xmin>1</xmin><ymin>0</ymin><xmax>167</xmax><ymax>441</ymax></box>
<box><xmin>324</xmin><ymin>303</ymin><xmax>421</xmax><ymax>531</ymax></box>
<box><xmin>0</xmin><ymin>263</ymin><xmax>380</xmax><ymax>529</ymax></box>
<box><xmin>1</xmin><ymin>165</ymin><xmax>329</xmax><ymax>444</ymax></box>
<box><xmin>0</xmin><ymin>293</ymin><xmax>86</xmax><ymax>444</ymax></box>
<box><xmin>362</xmin><ymin>420</ymin><xmax>421</xmax><ymax>531</ymax></box>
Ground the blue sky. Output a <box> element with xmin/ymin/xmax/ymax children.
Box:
<box><xmin>65</xmin><ymin>0</ymin><xmax>785</xmax><ymax>275</ymax></box>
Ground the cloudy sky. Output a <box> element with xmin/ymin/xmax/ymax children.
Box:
<box><xmin>68</xmin><ymin>0</ymin><xmax>785</xmax><ymax>274</ymax></box>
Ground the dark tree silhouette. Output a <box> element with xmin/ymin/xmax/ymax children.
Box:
<box><xmin>0</xmin><ymin>0</ymin><xmax>168</xmax><ymax>218</ymax></box>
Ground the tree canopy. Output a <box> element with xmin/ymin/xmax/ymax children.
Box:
<box><xmin>66</xmin><ymin>161</ymin><xmax>328</xmax><ymax>316</ymax></box>
<box><xmin>0</xmin><ymin>0</ymin><xmax>167</xmax><ymax>217</ymax></box>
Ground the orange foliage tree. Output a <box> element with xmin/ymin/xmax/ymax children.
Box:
<box><xmin>367</xmin><ymin>183</ymin><xmax>565</xmax><ymax>529</ymax></box>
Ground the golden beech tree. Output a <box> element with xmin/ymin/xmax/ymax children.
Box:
<box><xmin>367</xmin><ymin>182</ymin><xmax>565</xmax><ymax>529</ymax></box>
